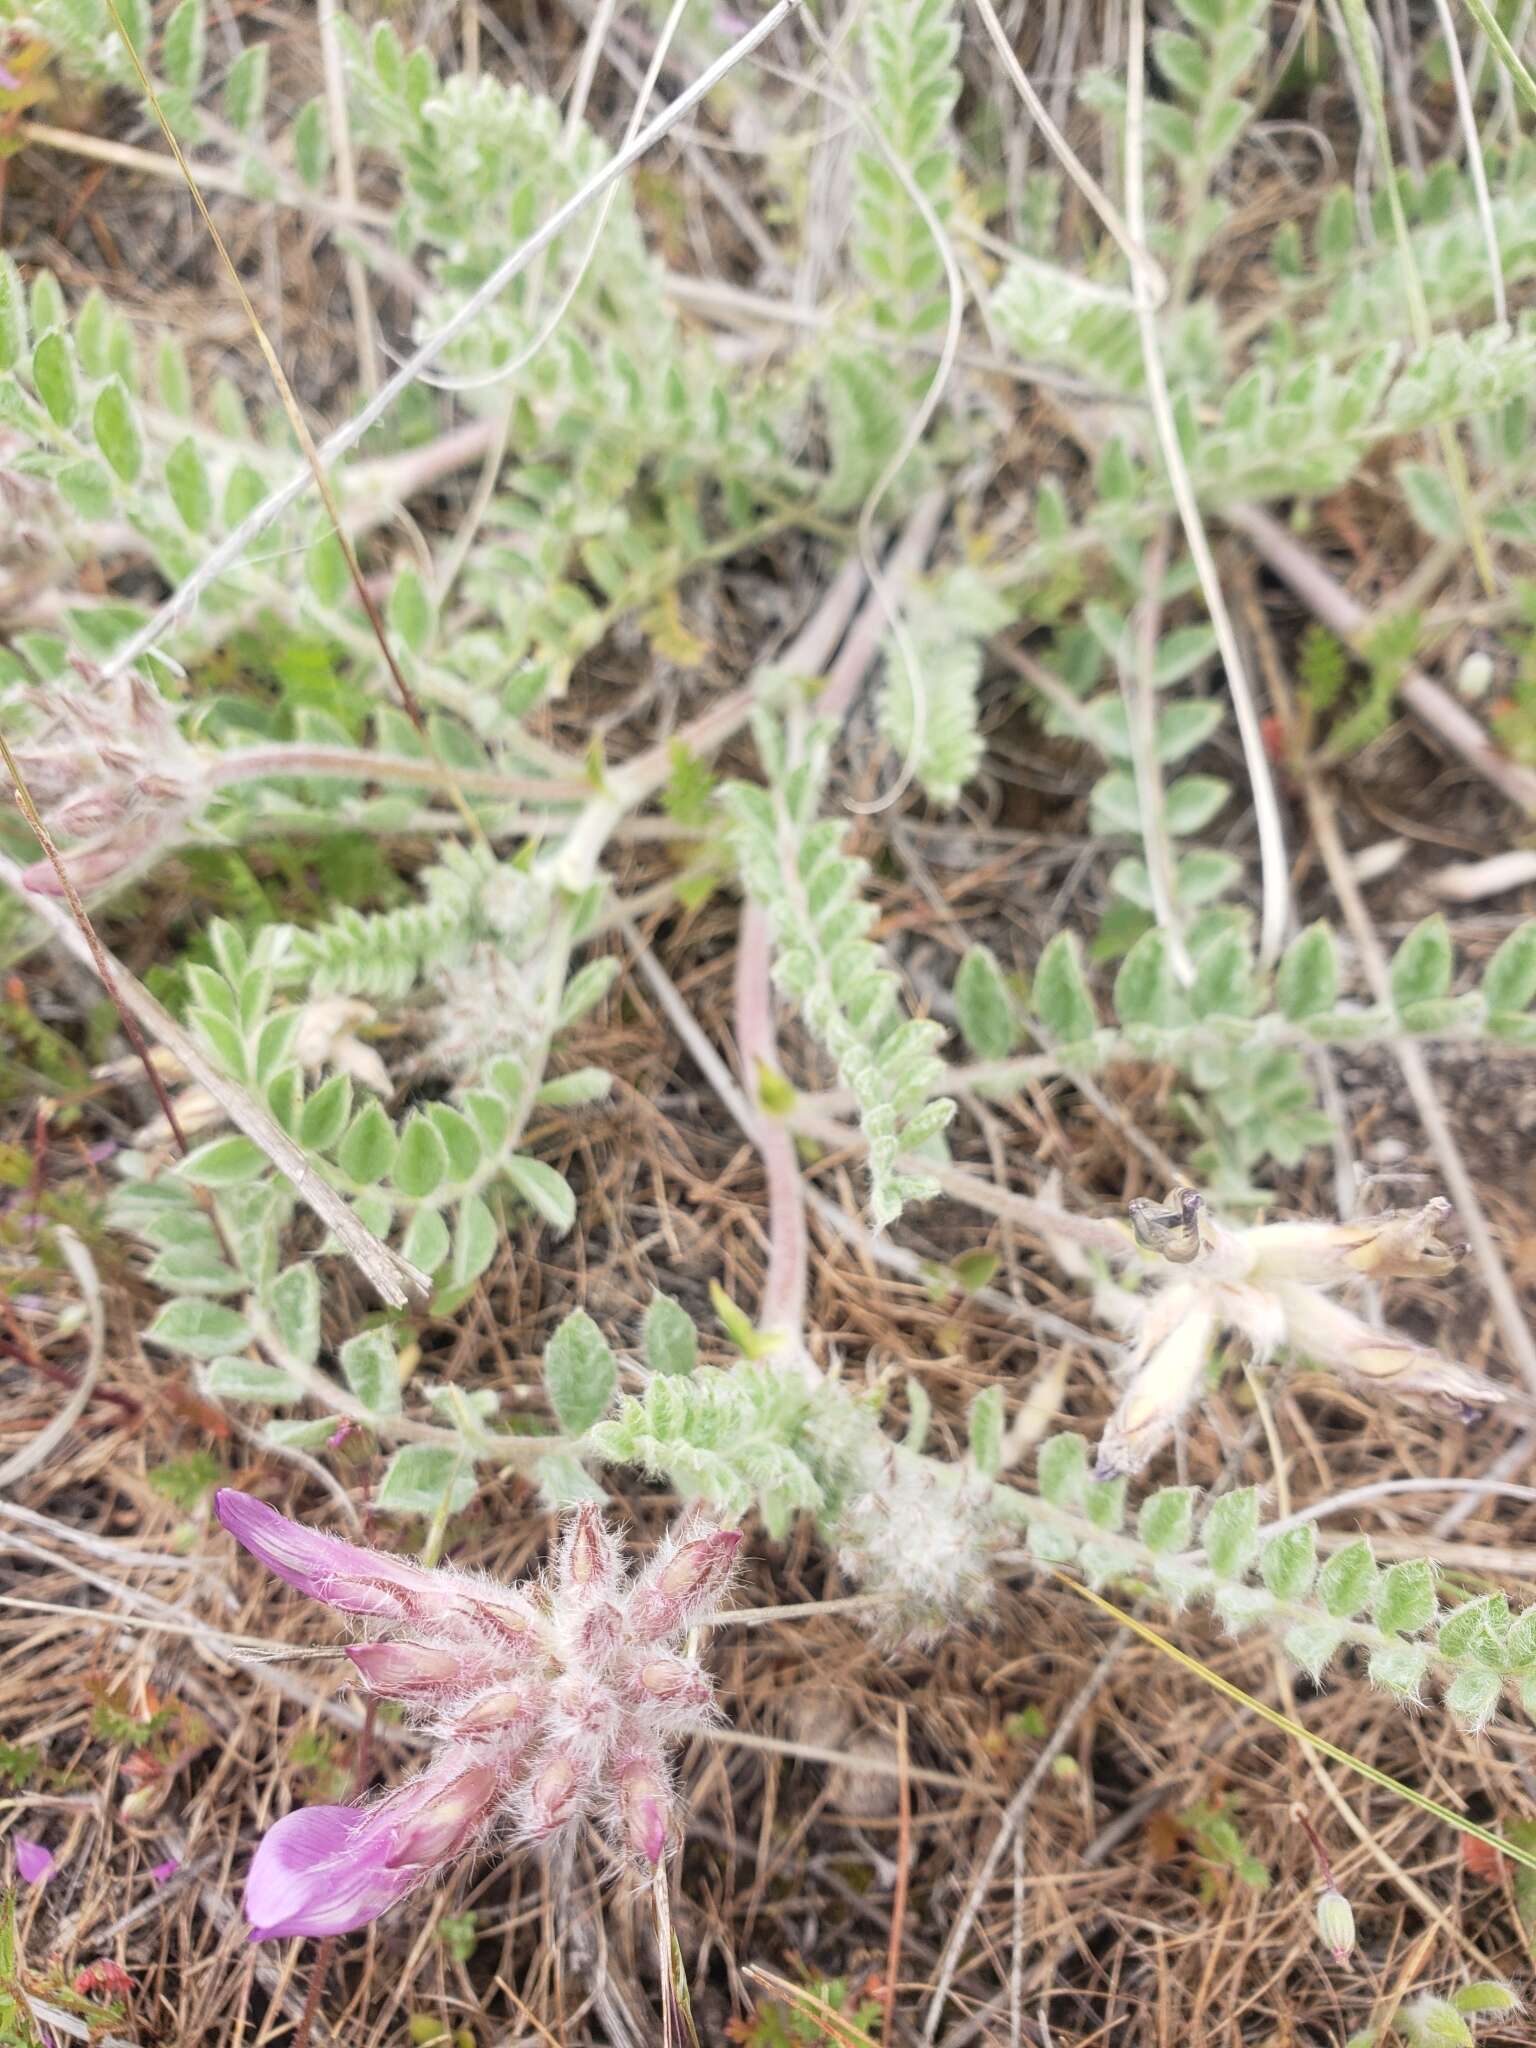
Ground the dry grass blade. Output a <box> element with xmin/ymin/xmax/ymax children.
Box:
<box><xmin>1049</xmin><ymin>1572</ymin><xmax>1536</xmax><ymax>1875</ymax></box>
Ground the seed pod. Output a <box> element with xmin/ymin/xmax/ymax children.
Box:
<box><xmin>1315</xmin><ymin>1886</ymin><xmax>1355</xmax><ymax>1967</ymax></box>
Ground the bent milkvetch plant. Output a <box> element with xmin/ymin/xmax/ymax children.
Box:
<box><xmin>215</xmin><ymin>1491</ymin><xmax>738</xmax><ymax>1940</ymax></box>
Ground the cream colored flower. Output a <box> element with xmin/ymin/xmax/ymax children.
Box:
<box><xmin>1092</xmin><ymin>1190</ymin><xmax>1499</xmax><ymax>1476</ymax></box>
<box><xmin>1096</xmin><ymin>1284</ymin><xmax>1218</xmax><ymax>1477</ymax></box>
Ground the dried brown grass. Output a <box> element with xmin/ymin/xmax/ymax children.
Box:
<box><xmin>4</xmin><ymin>2</ymin><xmax>1536</xmax><ymax>2044</ymax></box>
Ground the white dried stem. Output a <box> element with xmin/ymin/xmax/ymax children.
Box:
<box><xmin>1125</xmin><ymin>0</ymin><xmax>1291</xmax><ymax>966</ymax></box>
<box><xmin>1304</xmin><ymin>783</ymin><xmax>1536</xmax><ymax>1395</ymax></box>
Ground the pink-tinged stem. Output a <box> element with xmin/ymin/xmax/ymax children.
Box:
<box><xmin>816</xmin><ymin>495</ymin><xmax>945</xmax><ymax>726</ymax></box>
<box><xmin>735</xmin><ymin>903</ymin><xmax>808</xmax><ymax>1341</ymax></box>
<box><xmin>731</xmin><ymin>503</ymin><xmax>945</xmax><ymax>1344</ymax></box>
<box><xmin>203</xmin><ymin>744</ymin><xmax>591</xmax><ymax>805</ymax></box>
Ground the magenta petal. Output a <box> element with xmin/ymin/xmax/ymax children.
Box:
<box><xmin>15</xmin><ymin>1839</ymin><xmax>56</xmax><ymax>1885</ymax></box>
<box><xmin>243</xmin><ymin>1806</ymin><xmax>416</xmax><ymax>1941</ymax></box>
<box><xmin>215</xmin><ymin>1491</ymin><xmax>444</xmax><ymax>1620</ymax></box>
<box><xmin>149</xmin><ymin>1858</ymin><xmax>179</xmax><ymax>1883</ymax></box>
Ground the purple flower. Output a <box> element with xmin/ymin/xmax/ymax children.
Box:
<box><xmin>245</xmin><ymin>1754</ymin><xmax>502</xmax><ymax>1940</ymax></box>
<box><xmin>213</xmin><ymin>1491</ymin><xmax>454</xmax><ymax>1620</ymax></box>
<box><xmin>15</xmin><ymin>1839</ymin><xmax>56</xmax><ymax>1886</ymax></box>
<box><xmin>149</xmin><ymin>1858</ymin><xmax>179</xmax><ymax>1884</ymax></box>
<box><xmin>215</xmin><ymin>1493</ymin><xmax>738</xmax><ymax>1942</ymax></box>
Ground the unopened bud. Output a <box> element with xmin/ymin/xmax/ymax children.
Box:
<box><xmin>570</xmin><ymin>1600</ymin><xmax>624</xmax><ymax>1669</ymax></box>
<box><xmin>452</xmin><ymin>1685</ymin><xmax>544</xmax><ymax>1739</ymax></box>
<box><xmin>528</xmin><ymin>1753</ymin><xmax>581</xmax><ymax>1835</ymax></box>
<box><xmin>629</xmin><ymin>1529</ymin><xmax>740</xmax><ymax>1639</ymax></box>
<box><xmin>50</xmin><ymin>787</ymin><xmax>128</xmax><ymax>837</ymax></box>
<box><xmin>473</xmin><ymin>1592</ymin><xmax>545</xmax><ymax>1661</ymax></box>
<box><xmin>560</xmin><ymin>1505</ymin><xmax>620</xmax><ymax>1600</ymax></box>
<box><xmin>551</xmin><ymin>1674</ymin><xmax>621</xmax><ymax>1759</ymax></box>
<box><xmin>634</xmin><ymin>1655</ymin><xmax>712</xmax><ymax>1710</ymax></box>
<box><xmin>387</xmin><ymin>1761</ymin><xmax>499</xmax><ymax>1869</ymax></box>
<box><xmin>615</xmin><ymin>1755</ymin><xmax>671</xmax><ymax>1866</ymax></box>
<box><xmin>1315</xmin><ymin>1886</ymin><xmax>1355</xmax><ymax>1966</ymax></box>
<box><xmin>518</xmin><ymin>1752</ymin><xmax>588</xmax><ymax>1841</ymax></box>
<box><xmin>347</xmin><ymin>1642</ymin><xmax>468</xmax><ymax>1699</ymax></box>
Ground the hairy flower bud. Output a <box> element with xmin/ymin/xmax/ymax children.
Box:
<box><xmin>518</xmin><ymin>1751</ymin><xmax>589</xmax><ymax>1842</ymax></box>
<box><xmin>346</xmin><ymin>1642</ymin><xmax>474</xmax><ymax>1700</ymax></box>
<box><xmin>1315</xmin><ymin>1886</ymin><xmax>1355</xmax><ymax>1966</ymax></box>
<box><xmin>48</xmin><ymin>786</ymin><xmax>129</xmax><ymax>838</ymax></box>
<box><xmin>628</xmin><ymin>1653</ymin><xmax>713</xmax><ymax>1712</ymax></box>
<box><xmin>549</xmin><ymin>1674</ymin><xmax>622</xmax><ymax>1763</ymax></box>
<box><xmin>567</xmin><ymin>1599</ymin><xmax>624</xmax><ymax>1670</ymax></box>
<box><xmin>472</xmin><ymin>1589</ymin><xmax>547</xmax><ymax>1661</ymax></box>
<box><xmin>559</xmin><ymin>1504</ymin><xmax>622</xmax><ymax>1602</ymax></box>
<box><xmin>611</xmin><ymin>1751</ymin><xmax>672</xmax><ymax>1867</ymax></box>
<box><xmin>450</xmin><ymin>1685</ymin><xmax>546</xmax><ymax>1741</ymax></box>
<box><xmin>628</xmin><ymin>1528</ymin><xmax>740</xmax><ymax>1640</ymax></box>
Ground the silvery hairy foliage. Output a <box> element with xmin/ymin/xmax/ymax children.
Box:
<box><xmin>4</xmin><ymin>0</ymin><xmax>1536</xmax><ymax>1810</ymax></box>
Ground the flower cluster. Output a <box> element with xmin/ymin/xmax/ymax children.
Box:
<box><xmin>215</xmin><ymin>1491</ymin><xmax>738</xmax><ymax>1941</ymax></box>
<box><xmin>1097</xmin><ymin>1193</ymin><xmax>1499</xmax><ymax>1476</ymax></box>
